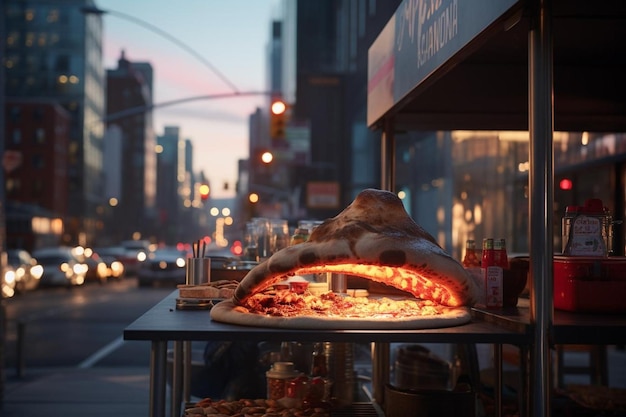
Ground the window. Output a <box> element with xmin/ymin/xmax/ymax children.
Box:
<box><xmin>12</xmin><ymin>129</ymin><xmax>22</xmax><ymax>145</ymax></box>
<box><xmin>34</xmin><ymin>128</ymin><xmax>46</xmax><ymax>144</ymax></box>
<box><xmin>10</xmin><ymin>106</ymin><xmax>21</xmax><ymax>123</ymax></box>
<box><xmin>32</xmin><ymin>154</ymin><xmax>45</xmax><ymax>169</ymax></box>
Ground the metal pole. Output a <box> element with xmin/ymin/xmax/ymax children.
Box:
<box><xmin>380</xmin><ymin>117</ymin><xmax>395</xmax><ymax>192</ymax></box>
<box><xmin>528</xmin><ymin>0</ymin><xmax>554</xmax><ymax>415</ymax></box>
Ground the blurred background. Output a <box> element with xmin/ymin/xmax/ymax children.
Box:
<box><xmin>3</xmin><ymin>0</ymin><xmax>626</xmax><ymax>269</ymax></box>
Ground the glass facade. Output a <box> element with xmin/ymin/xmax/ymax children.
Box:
<box><xmin>395</xmin><ymin>131</ymin><xmax>626</xmax><ymax>260</ymax></box>
<box><xmin>4</xmin><ymin>0</ymin><xmax>105</xmax><ymax>245</ymax></box>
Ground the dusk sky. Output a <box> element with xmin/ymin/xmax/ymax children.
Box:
<box><xmin>96</xmin><ymin>0</ymin><xmax>280</xmax><ymax>198</ymax></box>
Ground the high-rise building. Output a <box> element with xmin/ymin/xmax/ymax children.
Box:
<box><xmin>106</xmin><ymin>50</ymin><xmax>156</xmax><ymax>242</ymax></box>
<box><xmin>4</xmin><ymin>0</ymin><xmax>106</xmax><ymax>246</ymax></box>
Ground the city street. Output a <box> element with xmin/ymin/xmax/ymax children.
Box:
<box><xmin>2</xmin><ymin>278</ymin><xmax>173</xmax><ymax>372</ymax></box>
<box><xmin>1</xmin><ymin>278</ymin><xmax>183</xmax><ymax>417</ymax></box>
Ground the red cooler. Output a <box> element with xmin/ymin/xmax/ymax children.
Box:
<box><xmin>553</xmin><ymin>255</ymin><xmax>626</xmax><ymax>313</ymax></box>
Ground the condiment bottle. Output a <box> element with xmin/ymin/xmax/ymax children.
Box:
<box><xmin>494</xmin><ymin>238</ymin><xmax>509</xmax><ymax>269</ymax></box>
<box><xmin>462</xmin><ymin>239</ymin><xmax>480</xmax><ymax>267</ymax></box>
<box><xmin>482</xmin><ymin>238</ymin><xmax>503</xmax><ymax>309</ymax></box>
<box><xmin>310</xmin><ymin>343</ymin><xmax>328</xmax><ymax>377</ymax></box>
<box><xmin>266</xmin><ymin>361</ymin><xmax>301</xmax><ymax>400</ymax></box>
<box><xmin>290</xmin><ymin>228</ymin><xmax>310</xmax><ymax>245</ymax></box>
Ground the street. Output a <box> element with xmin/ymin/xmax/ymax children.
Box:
<box><xmin>2</xmin><ymin>278</ymin><xmax>173</xmax><ymax>373</ymax></box>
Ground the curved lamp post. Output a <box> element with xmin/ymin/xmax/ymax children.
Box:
<box><xmin>81</xmin><ymin>6</ymin><xmax>239</xmax><ymax>93</ymax></box>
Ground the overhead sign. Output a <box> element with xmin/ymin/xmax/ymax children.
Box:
<box><xmin>367</xmin><ymin>0</ymin><xmax>521</xmax><ymax>126</ymax></box>
<box><xmin>307</xmin><ymin>181</ymin><xmax>340</xmax><ymax>209</ymax></box>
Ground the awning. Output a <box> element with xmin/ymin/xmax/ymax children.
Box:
<box><xmin>368</xmin><ymin>0</ymin><xmax>626</xmax><ymax>132</ymax></box>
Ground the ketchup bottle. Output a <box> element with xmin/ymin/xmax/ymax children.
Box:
<box><xmin>462</xmin><ymin>239</ymin><xmax>480</xmax><ymax>268</ymax></box>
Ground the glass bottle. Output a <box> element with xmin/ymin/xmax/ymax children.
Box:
<box><xmin>494</xmin><ymin>238</ymin><xmax>509</xmax><ymax>269</ymax></box>
<box><xmin>290</xmin><ymin>228</ymin><xmax>310</xmax><ymax>245</ymax></box>
<box><xmin>462</xmin><ymin>239</ymin><xmax>480</xmax><ymax>267</ymax></box>
<box><xmin>481</xmin><ymin>238</ymin><xmax>494</xmax><ymax>268</ymax></box>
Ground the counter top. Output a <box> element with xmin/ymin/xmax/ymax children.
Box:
<box><xmin>472</xmin><ymin>297</ymin><xmax>626</xmax><ymax>345</ymax></box>
<box><xmin>124</xmin><ymin>291</ymin><xmax>530</xmax><ymax>345</ymax></box>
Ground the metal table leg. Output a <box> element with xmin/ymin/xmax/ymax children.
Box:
<box><xmin>184</xmin><ymin>341</ymin><xmax>192</xmax><ymax>404</ymax></box>
<box><xmin>150</xmin><ymin>340</ymin><xmax>168</xmax><ymax>417</ymax></box>
<box><xmin>494</xmin><ymin>343</ymin><xmax>503</xmax><ymax>417</ymax></box>
<box><xmin>172</xmin><ymin>341</ymin><xmax>184</xmax><ymax>417</ymax></box>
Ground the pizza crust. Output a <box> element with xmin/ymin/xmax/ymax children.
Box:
<box><xmin>210</xmin><ymin>189</ymin><xmax>480</xmax><ymax>330</ymax></box>
<box><xmin>234</xmin><ymin>189</ymin><xmax>479</xmax><ymax>307</ymax></box>
<box><xmin>211</xmin><ymin>299</ymin><xmax>472</xmax><ymax>330</ymax></box>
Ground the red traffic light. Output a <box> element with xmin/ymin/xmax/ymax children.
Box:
<box><xmin>199</xmin><ymin>184</ymin><xmax>210</xmax><ymax>201</ymax></box>
<box><xmin>559</xmin><ymin>178</ymin><xmax>573</xmax><ymax>190</ymax></box>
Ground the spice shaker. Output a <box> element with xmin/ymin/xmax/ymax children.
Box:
<box><xmin>266</xmin><ymin>361</ymin><xmax>301</xmax><ymax>400</ymax></box>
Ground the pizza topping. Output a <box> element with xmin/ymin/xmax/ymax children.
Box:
<box><xmin>238</xmin><ymin>288</ymin><xmax>452</xmax><ymax>319</ymax></box>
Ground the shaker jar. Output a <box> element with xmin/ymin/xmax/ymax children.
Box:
<box><xmin>266</xmin><ymin>361</ymin><xmax>301</xmax><ymax>400</ymax></box>
<box><xmin>562</xmin><ymin>198</ymin><xmax>613</xmax><ymax>256</ymax></box>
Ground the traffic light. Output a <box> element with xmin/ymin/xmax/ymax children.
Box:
<box><xmin>199</xmin><ymin>184</ymin><xmax>210</xmax><ymax>201</ymax></box>
<box><xmin>269</xmin><ymin>99</ymin><xmax>287</xmax><ymax>140</ymax></box>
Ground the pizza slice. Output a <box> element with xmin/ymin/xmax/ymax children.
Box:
<box><xmin>211</xmin><ymin>188</ymin><xmax>480</xmax><ymax>329</ymax></box>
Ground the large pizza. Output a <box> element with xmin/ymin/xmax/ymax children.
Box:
<box><xmin>211</xmin><ymin>189</ymin><xmax>480</xmax><ymax>329</ymax></box>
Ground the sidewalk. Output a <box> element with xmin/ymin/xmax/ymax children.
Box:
<box><xmin>1</xmin><ymin>348</ymin><xmax>625</xmax><ymax>417</ymax></box>
<box><xmin>1</xmin><ymin>367</ymin><xmax>151</xmax><ymax>417</ymax></box>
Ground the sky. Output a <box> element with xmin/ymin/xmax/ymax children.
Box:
<box><xmin>96</xmin><ymin>0</ymin><xmax>280</xmax><ymax>198</ymax></box>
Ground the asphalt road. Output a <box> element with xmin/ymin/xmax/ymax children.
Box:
<box><xmin>2</xmin><ymin>277</ymin><xmax>174</xmax><ymax>373</ymax></box>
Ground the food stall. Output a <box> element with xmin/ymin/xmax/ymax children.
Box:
<box><xmin>123</xmin><ymin>1</ymin><xmax>626</xmax><ymax>416</ymax></box>
<box><xmin>367</xmin><ymin>0</ymin><xmax>626</xmax><ymax>416</ymax></box>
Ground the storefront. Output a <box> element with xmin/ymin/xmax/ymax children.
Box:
<box><xmin>367</xmin><ymin>0</ymin><xmax>626</xmax><ymax>415</ymax></box>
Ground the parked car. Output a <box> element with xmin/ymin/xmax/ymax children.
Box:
<box><xmin>119</xmin><ymin>240</ymin><xmax>152</xmax><ymax>276</ymax></box>
<box><xmin>7</xmin><ymin>249</ymin><xmax>43</xmax><ymax>292</ymax></box>
<box><xmin>95</xmin><ymin>246</ymin><xmax>135</xmax><ymax>278</ymax></box>
<box><xmin>72</xmin><ymin>247</ymin><xmax>108</xmax><ymax>284</ymax></box>
<box><xmin>98</xmin><ymin>254</ymin><xmax>125</xmax><ymax>279</ymax></box>
<box><xmin>2</xmin><ymin>258</ymin><xmax>16</xmax><ymax>298</ymax></box>
<box><xmin>31</xmin><ymin>247</ymin><xmax>87</xmax><ymax>287</ymax></box>
<box><xmin>137</xmin><ymin>247</ymin><xmax>188</xmax><ymax>287</ymax></box>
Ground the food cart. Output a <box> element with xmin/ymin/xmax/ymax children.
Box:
<box><xmin>367</xmin><ymin>0</ymin><xmax>626</xmax><ymax>415</ymax></box>
<box><xmin>124</xmin><ymin>1</ymin><xmax>626</xmax><ymax>416</ymax></box>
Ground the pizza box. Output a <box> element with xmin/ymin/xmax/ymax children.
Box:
<box><xmin>553</xmin><ymin>256</ymin><xmax>626</xmax><ymax>313</ymax></box>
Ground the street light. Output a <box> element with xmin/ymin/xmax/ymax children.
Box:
<box><xmin>81</xmin><ymin>6</ymin><xmax>239</xmax><ymax>93</ymax></box>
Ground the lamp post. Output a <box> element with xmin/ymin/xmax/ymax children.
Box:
<box><xmin>81</xmin><ymin>6</ymin><xmax>239</xmax><ymax>93</ymax></box>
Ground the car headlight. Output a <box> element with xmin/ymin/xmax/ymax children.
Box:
<box><xmin>31</xmin><ymin>265</ymin><xmax>44</xmax><ymax>279</ymax></box>
<box><xmin>4</xmin><ymin>270</ymin><xmax>16</xmax><ymax>285</ymax></box>
<box><xmin>176</xmin><ymin>257</ymin><xmax>186</xmax><ymax>268</ymax></box>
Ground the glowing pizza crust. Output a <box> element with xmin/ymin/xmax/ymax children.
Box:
<box><xmin>211</xmin><ymin>189</ymin><xmax>480</xmax><ymax>329</ymax></box>
<box><xmin>233</xmin><ymin>189</ymin><xmax>479</xmax><ymax>307</ymax></box>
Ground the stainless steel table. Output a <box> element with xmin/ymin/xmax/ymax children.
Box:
<box><xmin>124</xmin><ymin>291</ymin><xmax>533</xmax><ymax>417</ymax></box>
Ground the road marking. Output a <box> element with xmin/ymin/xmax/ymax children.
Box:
<box><xmin>78</xmin><ymin>335</ymin><xmax>125</xmax><ymax>368</ymax></box>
